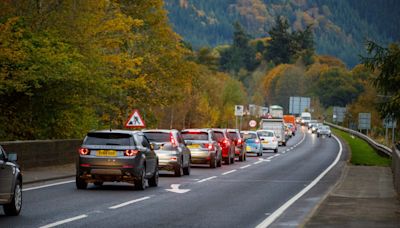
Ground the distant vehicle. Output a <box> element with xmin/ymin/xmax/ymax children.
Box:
<box><xmin>269</xmin><ymin>105</ymin><xmax>284</xmax><ymax>118</ymax></box>
<box><xmin>317</xmin><ymin>125</ymin><xmax>332</xmax><ymax>137</ymax></box>
<box><xmin>257</xmin><ymin>130</ymin><xmax>278</xmax><ymax>153</ymax></box>
<box><xmin>181</xmin><ymin>129</ymin><xmax>222</xmax><ymax>168</ymax></box>
<box><xmin>311</xmin><ymin>123</ymin><xmax>321</xmax><ymax>133</ymax></box>
<box><xmin>287</xmin><ymin>123</ymin><xmax>296</xmax><ymax>136</ymax></box>
<box><xmin>143</xmin><ymin>129</ymin><xmax>191</xmax><ymax>177</ymax></box>
<box><xmin>295</xmin><ymin>117</ymin><xmax>302</xmax><ymax>124</ymax></box>
<box><xmin>301</xmin><ymin>112</ymin><xmax>312</xmax><ymax>126</ymax></box>
<box><xmin>227</xmin><ymin>129</ymin><xmax>246</xmax><ymax>161</ymax></box>
<box><xmin>260</xmin><ymin>119</ymin><xmax>286</xmax><ymax>146</ymax></box>
<box><xmin>213</xmin><ymin>129</ymin><xmax>235</xmax><ymax>165</ymax></box>
<box><xmin>241</xmin><ymin>131</ymin><xmax>263</xmax><ymax>156</ymax></box>
<box><xmin>308</xmin><ymin>120</ymin><xmax>318</xmax><ymax>129</ymax></box>
<box><xmin>76</xmin><ymin>130</ymin><xmax>159</xmax><ymax>190</ymax></box>
<box><xmin>283</xmin><ymin>115</ymin><xmax>297</xmax><ymax>132</ymax></box>
<box><xmin>0</xmin><ymin>145</ymin><xmax>22</xmax><ymax>216</ymax></box>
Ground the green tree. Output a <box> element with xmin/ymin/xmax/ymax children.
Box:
<box><xmin>362</xmin><ymin>41</ymin><xmax>400</xmax><ymax>119</ymax></box>
<box><xmin>265</xmin><ymin>16</ymin><xmax>295</xmax><ymax>64</ymax></box>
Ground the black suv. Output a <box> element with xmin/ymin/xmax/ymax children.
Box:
<box><xmin>76</xmin><ymin>130</ymin><xmax>159</xmax><ymax>190</ymax></box>
<box><xmin>0</xmin><ymin>145</ymin><xmax>22</xmax><ymax>215</ymax></box>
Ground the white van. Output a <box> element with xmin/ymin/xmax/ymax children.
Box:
<box><xmin>301</xmin><ymin>112</ymin><xmax>311</xmax><ymax>126</ymax></box>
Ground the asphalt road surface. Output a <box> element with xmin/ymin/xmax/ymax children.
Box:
<box><xmin>0</xmin><ymin>127</ymin><xmax>344</xmax><ymax>228</ymax></box>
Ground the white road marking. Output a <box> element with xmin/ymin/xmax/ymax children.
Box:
<box><xmin>286</xmin><ymin>149</ymin><xmax>290</xmax><ymax>152</ymax></box>
<box><xmin>109</xmin><ymin>196</ymin><xmax>151</xmax><ymax>209</ymax></box>
<box><xmin>265</xmin><ymin>160</ymin><xmax>271</xmax><ymax>162</ymax></box>
<box><xmin>197</xmin><ymin>176</ymin><xmax>217</xmax><ymax>183</ymax></box>
<box><xmin>282</xmin><ymin>152</ymin><xmax>286</xmax><ymax>154</ymax></box>
<box><xmin>254</xmin><ymin>161</ymin><xmax>263</xmax><ymax>164</ymax></box>
<box><xmin>23</xmin><ymin>180</ymin><xmax>75</xmax><ymax>192</ymax></box>
<box><xmin>165</xmin><ymin>184</ymin><xmax>190</xmax><ymax>194</ymax></box>
<box><xmin>240</xmin><ymin>165</ymin><xmax>251</xmax><ymax>169</ymax></box>
<box><xmin>222</xmin><ymin>170</ymin><xmax>237</xmax><ymax>175</ymax></box>
<box><xmin>291</xmin><ymin>147</ymin><xmax>294</xmax><ymax>149</ymax></box>
<box><xmin>256</xmin><ymin>135</ymin><xmax>343</xmax><ymax>228</ymax></box>
<box><xmin>275</xmin><ymin>154</ymin><xmax>281</xmax><ymax>157</ymax></box>
<box><xmin>39</xmin><ymin>214</ymin><xmax>88</xmax><ymax>228</ymax></box>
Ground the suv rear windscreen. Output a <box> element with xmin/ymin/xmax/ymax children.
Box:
<box><xmin>182</xmin><ymin>132</ymin><xmax>208</xmax><ymax>141</ymax></box>
<box><xmin>143</xmin><ymin>132</ymin><xmax>170</xmax><ymax>142</ymax></box>
<box><xmin>228</xmin><ymin>132</ymin><xmax>238</xmax><ymax>140</ymax></box>
<box><xmin>84</xmin><ymin>133</ymin><xmax>132</xmax><ymax>146</ymax></box>
<box><xmin>242</xmin><ymin>133</ymin><xmax>257</xmax><ymax>140</ymax></box>
<box><xmin>214</xmin><ymin>131</ymin><xmax>225</xmax><ymax>141</ymax></box>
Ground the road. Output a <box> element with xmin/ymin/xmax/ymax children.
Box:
<box><xmin>0</xmin><ymin>127</ymin><xmax>345</xmax><ymax>228</ymax></box>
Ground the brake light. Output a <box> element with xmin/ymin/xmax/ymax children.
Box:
<box><xmin>255</xmin><ymin>139</ymin><xmax>260</xmax><ymax>144</ymax></box>
<box><xmin>205</xmin><ymin>143</ymin><xmax>214</xmax><ymax>150</ymax></box>
<box><xmin>124</xmin><ymin>150</ymin><xmax>138</xmax><ymax>156</ymax></box>
<box><xmin>79</xmin><ymin>147</ymin><xmax>89</xmax><ymax>155</ymax></box>
<box><xmin>224</xmin><ymin>139</ymin><xmax>230</xmax><ymax>146</ymax></box>
<box><xmin>238</xmin><ymin>138</ymin><xmax>242</xmax><ymax>144</ymax></box>
<box><xmin>170</xmin><ymin>133</ymin><xmax>177</xmax><ymax>147</ymax></box>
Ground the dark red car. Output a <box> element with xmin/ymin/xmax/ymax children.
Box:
<box><xmin>213</xmin><ymin>129</ymin><xmax>235</xmax><ymax>165</ymax></box>
<box><xmin>227</xmin><ymin>129</ymin><xmax>246</xmax><ymax>161</ymax></box>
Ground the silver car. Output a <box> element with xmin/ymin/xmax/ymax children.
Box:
<box><xmin>181</xmin><ymin>129</ymin><xmax>222</xmax><ymax>168</ymax></box>
<box><xmin>143</xmin><ymin>129</ymin><xmax>191</xmax><ymax>177</ymax></box>
<box><xmin>317</xmin><ymin>125</ymin><xmax>332</xmax><ymax>137</ymax></box>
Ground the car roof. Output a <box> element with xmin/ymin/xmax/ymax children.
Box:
<box><xmin>256</xmin><ymin>130</ymin><xmax>274</xmax><ymax>133</ymax></box>
<box><xmin>241</xmin><ymin>131</ymin><xmax>257</xmax><ymax>134</ymax></box>
<box><xmin>142</xmin><ymin>129</ymin><xmax>177</xmax><ymax>133</ymax></box>
<box><xmin>89</xmin><ymin>129</ymin><xmax>140</xmax><ymax>135</ymax></box>
<box><xmin>182</xmin><ymin>128</ymin><xmax>210</xmax><ymax>132</ymax></box>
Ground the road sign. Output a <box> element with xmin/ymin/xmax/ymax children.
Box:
<box><xmin>235</xmin><ymin>105</ymin><xmax>244</xmax><ymax>116</ymax></box>
<box><xmin>383</xmin><ymin>116</ymin><xmax>397</xmax><ymax>128</ymax></box>
<box><xmin>249</xmin><ymin>120</ymin><xmax>257</xmax><ymax>128</ymax></box>
<box><xmin>289</xmin><ymin>97</ymin><xmax>310</xmax><ymax>115</ymax></box>
<box><xmin>333</xmin><ymin>106</ymin><xmax>346</xmax><ymax>123</ymax></box>
<box><xmin>358</xmin><ymin>113</ymin><xmax>371</xmax><ymax>130</ymax></box>
<box><xmin>125</xmin><ymin>109</ymin><xmax>146</xmax><ymax>128</ymax></box>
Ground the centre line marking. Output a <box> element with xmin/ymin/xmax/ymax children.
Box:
<box><xmin>222</xmin><ymin>170</ymin><xmax>237</xmax><ymax>175</ymax></box>
<box><xmin>197</xmin><ymin>176</ymin><xmax>217</xmax><ymax>183</ymax></box>
<box><xmin>254</xmin><ymin>161</ymin><xmax>263</xmax><ymax>164</ymax></box>
<box><xmin>109</xmin><ymin>196</ymin><xmax>151</xmax><ymax>209</ymax></box>
<box><xmin>240</xmin><ymin>165</ymin><xmax>251</xmax><ymax>169</ymax></box>
<box><xmin>256</xmin><ymin>135</ymin><xmax>343</xmax><ymax>228</ymax></box>
<box><xmin>286</xmin><ymin>149</ymin><xmax>290</xmax><ymax>152</ymax></box>
<box><xmin>40</xmin><ymin>214</ymin><xmax>88</xmax><ymax>228</ymax></box>
<box><xmin>265</xmin><ymin>160</ymin><xmax>271</xmax><ymax>162</ymax></box>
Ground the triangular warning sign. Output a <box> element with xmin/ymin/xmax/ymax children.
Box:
<box><xmin>125</xmin><ymin>109</ymin><xmax>146</xmax><ymax>128</ymax></box>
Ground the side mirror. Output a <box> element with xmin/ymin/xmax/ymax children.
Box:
<box><xmin>150</xmin><ymin>143</ymin><xmax>160</xmax><ymax>151</ymax></box>
<box><xmin>7</xmin><ymin>153</ymin><xmax>18</xmax><ymax>162</ymax></box>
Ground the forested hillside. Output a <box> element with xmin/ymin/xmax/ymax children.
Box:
<box><xmin>165</xmin><ymin>0</ymin><xmax>400</xmax><ymax>67</ymax></box>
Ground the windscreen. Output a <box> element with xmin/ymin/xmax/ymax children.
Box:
<box><xmin>214</xmin><ymin>131</ymin><xmax>225</xmax><ymax>141</ymax></box>
<box><xmin>302</xmin><ymin>117</ymin><xmax>311</xmax><ymax>120</ymax></box>
<box><xmin>228</xmin><ymin>132</ymin><xmax>238</xmax><ymax>140</ymax></box>
<box><xmin>262</xmin><ymin>122</ymin><xmax>283</xmax><ymax>130</ymax></box>
<box><xmin>143</xmin><ymin>132</ymin><xmax>170</xmax><ymax>142</ymax></box>
<box><xmin>258</xmin><ymin>131</ymin><xmax>274</xmax><ymax>137</ymax></box>
<box><xmin>182</xmin><ymin>132</ymin><xmax>208</xmax><ymax>141</ymax></box>
<box><xmin>242</xmin><ymin>133</ymin><xmax>257</xmax><ymax>140</ymax></box>
<box><xmin>84</xmin><ymin>133</ymin><xmax>132</xmax><ymax>146</ymax></box>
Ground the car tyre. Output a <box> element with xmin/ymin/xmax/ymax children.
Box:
<box><xmin>230</xmin><ymin>152</ymin><xmax>235</xmax><ymax>164</ymax></box>
<box><xmin>183</xmin><ymin>162</ymin><xmax>191</xmax><ymax>175</ymax></box>
<box><xmin>317</xmin><ymin>134</ymin><xmax>320</xmax><ymax>138</ymax></box>
<box><xmin>274</xmin><ymin>148</ymin><xmax>278</xmax><ymax>153</ymax></box>
<box><xmin>217</xmin><ymin>157</ymin><xmax>222</xmax><ymax>167</ymax></box>
<box><xmin>148</xmin><ymin>167</ymin><xmax>159</xmax><ymax>187</ymax></box>
<box><xmin>210</xmin><ymin>154</ymin><xmax>217</xmax><ymax>168</ymax></box>
<box><xmin>224</xmin><ymin>156</ymin><xmax>231</xmax><ymax>165</ymax></box>
<box><xmin>134</xmin><ymin>168</ymin><xmax>146</xmax><ymax>190</ymax></box>
<box><xmin>3</xmin><ymin>179</ymin><xmax>22</xmax><ymax>216</ymax></box>
<box><xmin>174</xmin><ymin>164</ymin><xmax>183</xmax><ymax>177</ymax></box>
<box><xmin>76</xmin><ymin>176</ymin><xmax>87</xmax><ymax>190</ymax></box>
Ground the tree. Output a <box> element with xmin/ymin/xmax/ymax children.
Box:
<box><xmin>265</xmin><ymin>16</ymin><xmax>294</xmax><ymax>64</ymax></box>
<box><xmin>361</xmin><ymin>41</ymin><xmax>400</xmax><ymax>119</ymax></box>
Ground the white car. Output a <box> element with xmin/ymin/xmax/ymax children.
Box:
<box><xmin>317</xmin><ymin>125</ymin><xmax>332</xmax><ymax>137</ymax></box>
<box><xmin>256</xmin><ymin>130</ymin><xmax>278</xmax><ymax>153</ymax></box>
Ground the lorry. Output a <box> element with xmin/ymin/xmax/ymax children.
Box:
<box><xmin>300</xmin><ymin>112</ymin><xmax>312</xmax><ymax>126</ymax></box>
<box><xmin>260</xmin><ymin>119</ymin><xmax>286</xmax><ymax>146</ymax></box>
<box><xmin>283</xmin><ymin>115</ymin><xmax>297</xmax><ymax>132</ymax></box>
<box><xmin>269</xmin><ymin>105</ymin><xmax>283</xmax><ymax>118</ymax></box>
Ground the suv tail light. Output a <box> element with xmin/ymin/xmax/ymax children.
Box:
<box><xmin>255</xmin><ymin>139</ymin><xmax>260</xmax><ymax>144</ymax></box>
<box><xmin>204</xmin><ymin>143</ymin><xmax>214</xmax><ymax>151</ymax></box>
<box><xmin>170</xmin><ymin>133</ymin><xmax>177</xmax><ymax>147</ymax></box>
<box><xmin>79</xmin><ymin>147</ymin><xmax>89</xmax><ymax>155</ymax></box>
<box><xmin>125</xmin><ymin>150</ymin><xmax>138</xmax><ymax>156</ymax></box>
<box><xmin>223</xmin><ymin>139</ymin><xmax>230</xmax><ymax>146</ymax></box>
<box><xmin>237</xmin><ymin>138</ymin><xmax>242</xmax><ymax>144</ymax></box>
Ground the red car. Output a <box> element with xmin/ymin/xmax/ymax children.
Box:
<box><xmin>227</xmin><ymin>129</ymin><xmax>246</xmax><ymax>161</ymax></box>
<box><xmin>213</xmin><ymin>129</ymin><xmax>235</xmax><ymax>165</ymax></box>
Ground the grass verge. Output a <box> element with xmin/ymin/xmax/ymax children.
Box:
<box><xmin>332</xmin><ymin>128</ymin><xmax>391</xmax><ymax>166</ymax></box>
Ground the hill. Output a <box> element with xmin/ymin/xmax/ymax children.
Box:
<box><xmin>165</xmin><ymin>0</ymin><xmax>400</xmax><ymax>67</ymax></box>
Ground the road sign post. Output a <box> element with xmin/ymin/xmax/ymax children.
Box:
<box><xmin>235</xmin><ymin>105</ymin><xmax>244</xmax><ymax>130</ymax></box>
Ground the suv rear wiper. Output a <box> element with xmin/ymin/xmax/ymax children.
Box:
<box><xmin>106</xmin><ymin>143</ymin><xmax>121</xmax><ymax>145</ymax></box>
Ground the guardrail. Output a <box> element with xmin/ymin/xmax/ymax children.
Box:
<box><xmin>393</xmin><ymin>146</ymin><xmax>400</xmax><ymax>194</ymax></box>
<box><xmin>324</xmin><ymin>121</ymin><xmax>392</xmax><ymax>157</ymax></box>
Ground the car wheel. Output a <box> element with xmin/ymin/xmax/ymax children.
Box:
<box><xmin>3</xmin><ymin>179</ymin><xmax>22</xmax><ymax>216</ymax></box>
<box><xmin>183</xmin><ymin>162</ymin><xmax>191</xmax><ymax>175</ymax></box>
<box><xmin>224</xmin><ymin>155</ymin><xmax>231</xmax><ymax>165</ymax></box>
<box><xmin>274</xmin><ymin>148</ymin><xmax>278</xmax><ymax>153</ymax></box>
<box><xmin>93</xmin><ymin>182</ymin><xmax>103</xmax><ymax>187</ymax></box>
<box><xmin>134</xmin><ymin>168</ymin><xmax>146</xmax><ymax>190</ymax></box>
<box><xmin>239</xmin><ymin>151</ymin><xmax>244</xmax><ymax>162</ymax></box>
<box><xmin>174</xmin><ymin>164</ymin><xmax>183</xmax><ymax>177</ymax></box>
<box><xmin>244</xmin><ymin>153</ymin><xmax>247</xmax><ymax>161</ymax></box>
<box><xmin>76</xmin><ymin>176</ymin><xmax>87</xmax><ymax>190</ymax></box>
<box><xmin>329</xmin><ymin>134</ymin><xmax>332</xmax><ymax>137</ymax></box>
<box><xmin>210</xmin><ymin>154</ymin><xmax>217</xmax><ymax>168</ymax></box>
<box><xmin>317</xmin><ymin>134</ymin><xmax>320</xmax><ymax>137</ymax></box>
<box><xmin>230</xmin><ymin>152</ymin><xmax>235</xmax><ymax>164</ymax></box>
<box><xmin>217</xmin><ymin>157</ymin><xmax>222</xmax><ymax>167</ymax></box>
<box><xmin>148</xmin><ymin>167</ymin><xmax>159</xmax><ymax>187</ymax></box>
